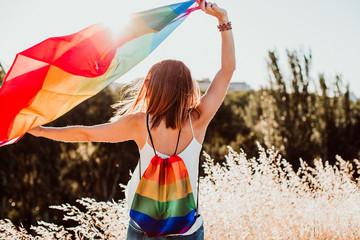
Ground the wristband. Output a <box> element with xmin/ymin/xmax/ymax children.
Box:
<box><xmin>217</xmin><ymin>22</ymin><xmax>232</xmax><ymax>32</ymax></box>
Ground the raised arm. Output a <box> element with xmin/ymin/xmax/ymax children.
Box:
<box><xmin>27</xmin><ymin>113</ymin><xmax>144</xmax><ymax>143</ymax></box>
<box><xmin>196</xmin><ymin>1</ymin><xmax>236</xmax><ymax>126</ymax></box>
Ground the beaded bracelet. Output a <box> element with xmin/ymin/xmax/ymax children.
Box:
<box><xmin>217</xmin><ymin>22</ymin><xmax>232</xmax><ymax>32</ymax></box>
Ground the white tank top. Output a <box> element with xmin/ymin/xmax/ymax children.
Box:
<box><xmin>125</xmin><ymin>114</ymin><xmax>203</xmax><ymax>236</ymax></box>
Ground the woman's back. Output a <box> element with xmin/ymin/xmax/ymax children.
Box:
<box><xmin>126</xmin><ymin>112</ymin><xmax>204</xmax><ymax>236</ymax></box>
<box><xmin>136</xmin><ymin>112</ymin><xmax>205</xmax><ymax>156</ymax></box>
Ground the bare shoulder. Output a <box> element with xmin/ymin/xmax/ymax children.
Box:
<box><xmin>129</xmin><ymin>111</ymin><xmax>147</xmax><ymax>125</ymax></box>
<box><xmin>123</xmin><ymin>112</ymin><xmax>147</xmax><ymax>147</ymax></box>
<box><xmin>105</xmin><ymin>112</ymin><xmax>147</xmax><ymax>145</ymax></box>
<box><xmin>112</xmin><ymin>112</ymin><xmax>146</xmax><ymax>126</ymax></box>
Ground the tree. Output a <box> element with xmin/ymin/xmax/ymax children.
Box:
<box><xmin>202</xmin><ymin>90</ymin><xmax>258</xmax><ymax>163</ymax></box>
<box><xmin>248</xmin><ymin>49</ymin><xmax>360</xmax><ymax>169</ymax></box>
<box><xmin>0</xmin><ymin>62</ymin><xmax>5</xmax><ymax>84</ymax></box>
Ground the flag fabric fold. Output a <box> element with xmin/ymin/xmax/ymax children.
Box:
<box><xmin>0</xmin><ymin>1</ymin><xmax>198</xmax><ymax>146</ymax></box>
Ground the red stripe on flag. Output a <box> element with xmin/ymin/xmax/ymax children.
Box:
<box><xmin>0</xmin><ymin>63</ymin><xmax>50</xmax><ymax>141</ymax></box>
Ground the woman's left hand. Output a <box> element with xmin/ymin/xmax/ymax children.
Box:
<box><xmin>196</xmin><ymin>0</ymin><xmax>229</xmax><ymax>23</ymax></box>
<box><xmin>28</xmin><ymin>126</ymin><xmax>42</xmax><ymax>137</ymax></box>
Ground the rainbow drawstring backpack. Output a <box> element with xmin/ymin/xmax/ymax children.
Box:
<box><xmin>130</xmin><ymin>115</ymin><xmax>199</xmax><ymax>236</ymax></box>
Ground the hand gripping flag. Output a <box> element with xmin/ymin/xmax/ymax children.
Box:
<box><xmin>0</xmin><ymin>1</ymin><xmax>199</xmax><ymax>147</ymax></box>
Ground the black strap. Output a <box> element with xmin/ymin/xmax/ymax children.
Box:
<box><xmin>146</xmin><ymin>114</ymin><xmax>157</xmax><ymax>155</ymax></box>
<box><xmin>140</xmin><ymin>114</ymin><xmax>200</xmax><ymax>217</ymax></box>
<box><xmin>146</xmin><ymin>114</ymin><xmax>181</xmax><ymax>157</ymax></box>
<box><xmin>173</xmin><ymin>128</ymin><xmax>181</xmax><ymax>157</ymax></box>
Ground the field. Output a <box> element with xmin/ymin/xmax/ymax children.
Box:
<box><xmin>1</xmin><ymin>145</ymin><xmax>360</xmax><ymax>239</ymax></box>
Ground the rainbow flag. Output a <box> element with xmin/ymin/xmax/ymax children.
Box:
<box><xmin>130</xmin><ymin>155</ymin><xmax>197</xmax><ymax>236</ymax></box>
<box><xmin>0</xmin><ymin>1</ymin><xmax>198</xmax><ymax>147</ymax></box>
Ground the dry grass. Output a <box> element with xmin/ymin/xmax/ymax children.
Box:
<box><xmin>1</xmin><ymin>145</ymin><xmax>360</xmax><ymax>239</ymax></box>
<box><xmin>201</xmin><ymin>145</ymin><xmax>360</xmax><ymax>239</ymax></box>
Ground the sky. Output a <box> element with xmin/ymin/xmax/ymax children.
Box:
<box><xmin>0</xmin><ymin>0</ymin><xmax>359</xmax><ymax>96</ymax></box>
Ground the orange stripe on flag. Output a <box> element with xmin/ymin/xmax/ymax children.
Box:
<box><xmin>142</xmin><ymin>155</ymin><xmax>189</xmax><ymax>185</ymax></box>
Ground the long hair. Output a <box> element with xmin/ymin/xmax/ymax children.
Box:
<box><xmin>112</xmin><ymin>60</ymin><xmax>200</xmax><ymax>129</ymax></box>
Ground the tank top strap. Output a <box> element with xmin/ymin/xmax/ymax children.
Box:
<box><xmin>189</xmin><ymin>113</ymin><xmax>195</xmax><ymax>138</ymax></box>
<box><xmin>145</xmin><ymin>129</ymin><xmax>149</xmax><ymax>145</ymax></box>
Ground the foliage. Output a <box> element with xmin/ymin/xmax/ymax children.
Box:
<box><xmin>243</xmin><ymin>50</ymin><xmax>360</xmax><ymax>169</ymax></box>
<box><xmin>0</xmin><ymin>87</ymin><xmax>138</xmax><ymax>230</ymax></box>
<box><xmin>1</xmin><ymin>147</ymin><xmax>360</xmax><ymax>239</ymax></box>
<box><xmin>0</xmin><ymin>62</ymin><xmax>5</xmax><ymax>85</ymax></box>
<box><xmin>202</xmin><ymin>90</ymin><xmax>259</xmax><ymax>163</ymax></box>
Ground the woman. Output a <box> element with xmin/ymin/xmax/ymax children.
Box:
<box><xmin>29</xmin><ymin>1</ymin><xmax>235</xmax><ymax>239</ymax></box>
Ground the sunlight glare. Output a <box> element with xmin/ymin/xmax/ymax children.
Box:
<box><xmin>101</xmin><ymin>11</ymin><xmax>132</xmax><ymax>39</ymax></box>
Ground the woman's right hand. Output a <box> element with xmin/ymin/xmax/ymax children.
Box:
<box><xmin>197</xmin><ymin>1</ymin><xmax>229</xmax><ymax>23</ymax></box>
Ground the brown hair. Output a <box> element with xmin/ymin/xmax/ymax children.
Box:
<box><xmin>112</xmin><ymin>60</ymin><xmax>200</xmax><ymax>129</ymax></box>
